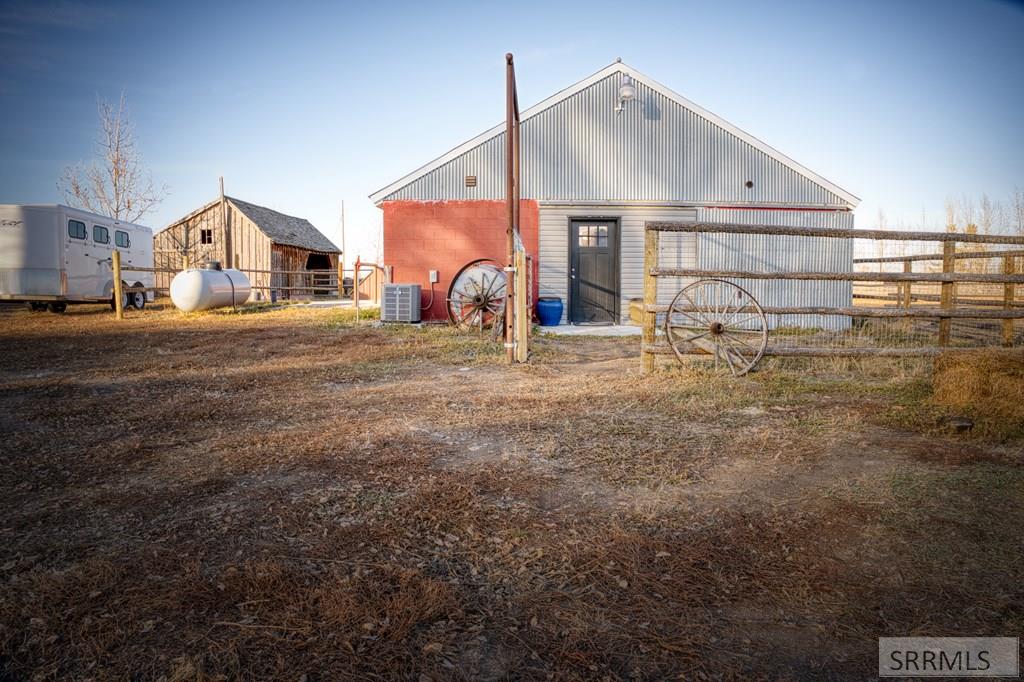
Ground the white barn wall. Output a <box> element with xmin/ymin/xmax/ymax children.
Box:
<box><xmin>539</xmin><ymin>204</ymin><xmax>697</xmax><ymax>324</ymax></box>
<box><xmin>696</xmin><ymin>208</ymin><xmax>854</xmax><ymax>330</ymax></box>
<box><xmin>376</xmin><ymin>62</ymin><xmax>859</xmax><ymax>328</ymax></box>
<box><xmin>381</xmin><ymin>72</ymin><xmax>850</xmax><ymax>208</ymax></box>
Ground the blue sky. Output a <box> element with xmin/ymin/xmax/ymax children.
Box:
<box><xmin>1</xmin><ymin>0</ymin><xmax>1022</xmax><ymax>263</ymax></box>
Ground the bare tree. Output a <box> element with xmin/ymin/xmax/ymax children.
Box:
<box><xmin>1012</xmin><ymin>187</ymin><xmax>1024</xmax><ymax>236</ymax></box>
<box><xmin>59</xmin><ymin>92</ymin><xmax>167</xmax><ymax>223</ymax></box>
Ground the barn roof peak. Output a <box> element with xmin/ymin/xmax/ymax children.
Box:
<box><xmin>160</xmin><ymin>196</ymin><xmax>340</xmax><ymax>253</ymax></box>
<box><xmin>369</xmin><ymin>60</ymin><xmax>859</xmax><ymax>207</ymax></box>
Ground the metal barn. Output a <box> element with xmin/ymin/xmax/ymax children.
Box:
<box><xmin>154</xmin><ymin>196</ymin><xmax>341</xmax><ymax>298</ymax></box>
<box><xmin>371</xmin><ymin>61</ymin><xmax>859</xmax><ymax>326</ymax></box>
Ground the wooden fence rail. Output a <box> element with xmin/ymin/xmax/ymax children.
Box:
<box><xmin>115</xmin><ymin>259</ymin><xmax>390</xmax><ymax>308</ymax></box>
<box><xmin>854</xmin><ymin>249</ymin><xmax>1024</xmax><ymax>264</ymax></box>
<box><xmin>641</xmin><ymin>222</ymin><xmax>1022</xmax><ymax>372</ymax></box>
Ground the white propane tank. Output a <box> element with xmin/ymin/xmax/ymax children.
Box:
<box><xmin>170</xmin><ymin>261</ymin><xmax>251</xmax><ymax>312</ymax></box>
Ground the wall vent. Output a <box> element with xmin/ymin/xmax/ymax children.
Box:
<box><xmin>381</xmin><ymin>284</ymin><xmax>422</xmax><ymax>323</ymax></box>
<box><xmin>465</xmin><ymin>175</ymin><xmax>477</xmax><ymax>187</ymax></box>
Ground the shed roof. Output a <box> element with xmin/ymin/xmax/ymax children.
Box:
<box><xmin>369</xmin><ymin>61</ymin><xmax>859</xmax><ymax>208</ymax></box>
<box><xmin>228</xmin><ymin>197</ymin><xmax>340</xmax><ymax>253</ymax></box>
<box><xmin>160</xmin><ymin>197</ymin><xmax>340</xmax><ymax>253</ymax></box>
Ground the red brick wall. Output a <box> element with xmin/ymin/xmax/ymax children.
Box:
<box><xmin>382</xmin><ymin>200</ymin><xmax>540</xmax><ymax>321</ymax></box>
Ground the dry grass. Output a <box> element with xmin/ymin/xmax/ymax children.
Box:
<box><xmin>1</xmin><ymin>301</ymin><xmax>1022</xmax><ymax>679</ymax></box>
<box><xmin>932</xmin><ymin>350</ymin><xmax>1024</xmax><ymax>439</ymax></box>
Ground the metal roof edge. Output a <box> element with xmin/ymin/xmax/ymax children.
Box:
<box><xmin>626</xmin><ymin>66</ymin><xmax>861</xmax><ymax>208</ymax></box>
<box><xmin>369</xmin><ymin>62</ymin><xmax>623</xmax><ymax>204</ymax></box>
<box><xmin>369</xmin><ymin>61</ymin><xmax>860</xmax><ymax>209</ymax></box>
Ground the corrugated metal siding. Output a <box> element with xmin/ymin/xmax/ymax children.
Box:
<box><xmin>384</xmin><ymin>73</ymin><xmax>847</xmax><ymax>207</ymax></box>
<box><xmin>695</xmin><ymin>208</ymin><xmax>853</xmax><ymax>330</ymax></box>
<box><xmin>540</xmin><ymin>205</ymin><xmax>852</xmax><ymax>328</ymax></box>
<box><xmin>539</xmin><ymin>204</ymin><xmax>697</xmax><ymax>324</ymax></box>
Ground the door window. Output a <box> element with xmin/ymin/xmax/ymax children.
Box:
<box><xmin>115</xmin><ymin>230</ymin><xmax>130</xmax><ymax>248</ymax></box>
<box><xmin>577</xmin><ymin>225</ymin><xmax>608</xmax><ymax>247</ymax></box>
<box><xmin>68</xmin><ymin>220</ymin><xmax>86</xmax><ymax>239</ymax></box>
<box><xmin>93</xmin><ymin>225</ymin><xmax>110</xmax><ymax>244</ymax></box>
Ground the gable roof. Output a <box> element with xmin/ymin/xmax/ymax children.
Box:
<box><xmin>228</xmin><ymin>197</ymin><xmax>340</xmax><ymax>253</ymax></box>
<box><xmin>369</xmin><ymin>61</ymin><xmax>859</xmax><ymax>208</ymax></box>
<box><xmin>160</xmin><ymin>197</ymin><xmax>340</xmax><ymax>253</ymax></box>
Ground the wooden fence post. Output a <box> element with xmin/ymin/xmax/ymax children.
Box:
<box><xmin>938</xmin><ymin>241</ymin><xmax>954</xmax><ymax>346</ymax></box>
<box><xmin>337</xmin><ymin>259</ymin><xmax>344</xmax><ymax>299</ymax></box>
<box><xmin>353</xmin><ymin>260</ymin><xmax>360</xmax><ymax>321</ymax></box>
<box><xmin>902</xmin><ymin>259</ymin><xmax>912</xmax><ymax>308</ymax></box>
<box><xmin>515</xmin><ymin>249</ymin><xmax>529</xmax><ymax>362</ymax></box>
<box><xmin>641</xmin><ymin>227</ymin><xmax>659</xmax><ymax>372</ymax></box>
<box><xmin>112</xmin><ymin>250</ymin><xmax>124</xmax><ymax>320</ymax></box>
<box><xmin>1004</xmin><ymin>255</ymin><xmax>1016</xmax><ymax>347</ymax></box>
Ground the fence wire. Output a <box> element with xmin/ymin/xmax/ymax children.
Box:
<box><xmin>647</xmin><ymin>231</ymin><xmax>1022</xmax><ymax>353</ymax></box>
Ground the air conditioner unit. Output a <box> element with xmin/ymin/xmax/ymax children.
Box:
<box><xmin>381</xmin><ymin>284</ymin><xmax>422</xmax><ymax>323</ymax></box>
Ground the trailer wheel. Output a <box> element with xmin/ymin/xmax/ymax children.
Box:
<box><xmin>110</xmin><ymin>288</ymin><xmax>129</xmax><ymax>311</ymax></box>
<box><xmin>129</xmin><ymin>291</ymin><xmax>146</xmax><ymax>309</ymax></box>
<box><xmin>24</xmin><ymin>302</ymin><xmax>44</xmax><ymax>312</ymax></box>
<box><xmin>46</xmin><ymin>302</ymin><xmax>67</xmax><ymax>314</ymax></box>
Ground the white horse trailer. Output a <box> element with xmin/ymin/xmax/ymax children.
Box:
<box><xmin>0</xmin><ymin>204</ymin><xmax>154</xmax><ymax>313</ymax></box>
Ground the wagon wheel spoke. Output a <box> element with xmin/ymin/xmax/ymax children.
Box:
<box><xmin>719</xmin><ymin>338</ymin><xmax>739</xmax><ymax>375</ymax></box>
<box><xmin>446</xmin><ymin>259</ymin><xmax>508</xmax><ymax>330</ymax></box>
<box><xmin>664</xmin><ymin>279</ymin><xmax>768</xmax><ymax>375</ymax></box>
<box><xmin>723</xmin><ymin>332</ymin><xmax>759</xmax><ymax>353</ymax></box>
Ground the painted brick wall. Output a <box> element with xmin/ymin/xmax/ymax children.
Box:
<box><xmin>382</xmin><ymin>200</ymin><xmax>539</xmax><ymax>321</ymax></box>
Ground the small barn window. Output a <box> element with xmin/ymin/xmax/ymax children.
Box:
<box><xmin>115</xmin><ymin>230</ymin><xmax>130</xmax><ymax>248</ymax></box>
<box><xmin>465</xmin><ymin>175</ymin><xmax>477</xmax><ymax>187</ymax></box>
<box><xmin>200</xmin><ymin>228</ymin><xmax>213</xmax><ymax>245</ymax></box>
<box><xmin>93</xmin><ymin>225</ymin><xmax>109</xmax><ymax>244</ymax></box>
<box><xmin>67</xmin><ymin>220</ymin><xmax>86</xmax><ymax>239</ymax></box>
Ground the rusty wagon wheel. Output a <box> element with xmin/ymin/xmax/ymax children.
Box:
<box><xmin>446</xmin><ymin>258</ymin><xmax>507</xmax><ymax>331</ymax></box>
<box><xmin>665</xmin><ymin>279</ymin><xmax>768</xmax><ymax>376</ymax></box>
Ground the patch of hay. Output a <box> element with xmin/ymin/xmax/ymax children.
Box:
<box><xmin>933</xmin><ymin>351</ymin><xmax>1024</xmax><ymax>437</ymax></box>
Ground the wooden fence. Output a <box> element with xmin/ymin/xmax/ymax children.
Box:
<box><xmin>640</xmin><ymin>222</ymin><xmax>1024</xmax><ymax>371</ymax></box>
<box><xmin>117</xmin><ymin>260</ymin><xmax>390</xmax><ymax>305</ymax></box>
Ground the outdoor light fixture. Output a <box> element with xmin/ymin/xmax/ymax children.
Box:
<box><xmin>615</xmin><ymin>74</ymin><xmax>636</xmax><ymax>114</ymax></box>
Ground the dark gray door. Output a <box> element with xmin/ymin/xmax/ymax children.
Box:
<box><xmin>570</xmin><ymin>219</ymin><xmax>618</xmax><ymax>324</ymax></box>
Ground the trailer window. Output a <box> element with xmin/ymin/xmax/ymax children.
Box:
<box><xmin>93</xmin><ymin>225</ymin><xmax>109</xmax><ymax>244</ymax></box>
<box><xmin>68</xmin><ymin>220</ymin><xmax>86</xmax><ymax>240</ymax></box>
<box><xmin>200</xmin><ymin>228</ymin><xmax>213</xmax><ymax>245</ymax></box>
<box><xmin>115</xmin><ymin>230</ymin><xmax>130</xmax><ymax>248</ymax></box>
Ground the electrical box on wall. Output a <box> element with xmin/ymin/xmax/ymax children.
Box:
<box><xmin>429</xmin><ymin>270</ymin><xmax>439</xmax><ymax>284</ymax></box>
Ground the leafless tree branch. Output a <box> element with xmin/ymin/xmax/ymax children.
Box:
<box><xmin>59</xmin><ymin>91</ymin><xmax>167</xmax><ymax>224</ymax></box>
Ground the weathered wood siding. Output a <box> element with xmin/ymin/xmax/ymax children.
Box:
<box><xmin>155</xmin><ymin>200</ymin><xmax>338</xmax><ymax>300</ymax></box>
<box><xmin>154</xmin><ymin>201</ymin><xmax>273</xmax><ymax>292</ymax></box>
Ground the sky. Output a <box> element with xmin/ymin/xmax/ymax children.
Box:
<box><xmin>2</xmin><ymin>0</ymin><xmax>1023</xmax><ymax>265</ymax></box>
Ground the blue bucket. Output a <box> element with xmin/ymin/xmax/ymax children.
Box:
<box><xmin>536</xmin><ymin>297</ymin><xmax>563</xmax><ymax>326</ymax></box>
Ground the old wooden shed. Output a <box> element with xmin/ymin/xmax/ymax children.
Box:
<box><xmin>154</xmin><ymin>196</ymin><xmax>341</xmax><ymax>298</ymax></box>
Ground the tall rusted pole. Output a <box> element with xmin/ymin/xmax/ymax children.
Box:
<box><xmin>504</xmin><ymin>53</ymin><xmax>517</xmax><ymax>363</ymax></box>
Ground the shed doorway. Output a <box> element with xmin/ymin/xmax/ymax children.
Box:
<box><xmin>305</xmin><ymin>252</ymin><xmax>333</xmax><ymax>296</ymax></box>
<box><xmin>569</xmin><ymin>218</ymin><xmax>619</xmax><ymax>324</ymax></box>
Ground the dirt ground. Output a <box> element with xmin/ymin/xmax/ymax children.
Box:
<box><xmin>1</xmin><ymin>302</ymin><xmax>1022</xmax><ymax>680</ymax></box>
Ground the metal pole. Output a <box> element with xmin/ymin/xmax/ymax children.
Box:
<box><xmin>504</xmin><ymin>53</ymin><xmax>515</xmax><ymax>363</ymax></box>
